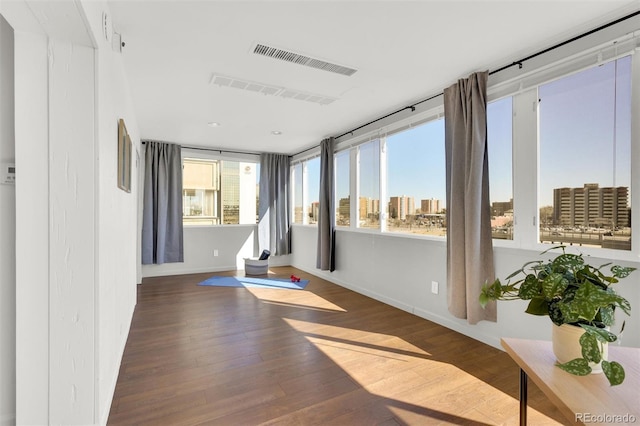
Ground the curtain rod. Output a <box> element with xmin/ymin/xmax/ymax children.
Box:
<box><xmin>291</xmin><ymin>8</ymin><xmax>640</xmax><ymax>158</ymax></box>
<box><xmin>141</xmin><ymin>140</ymin><xmax>262</xmax><ymax>157</ymax></box>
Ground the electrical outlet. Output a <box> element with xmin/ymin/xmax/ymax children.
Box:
<box><xmin>431</xmin><ymin>281</ymin><xmax>439</xmax><ymax>294</ymax></box>
<box><xmin>213</xmin><ymin>249</ymin><xmax>219</xmax><ymax>257</ymax></box>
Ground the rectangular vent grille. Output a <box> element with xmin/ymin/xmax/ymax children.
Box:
<box><xmin>253</xmin><ymin>43</ymin><xmax>357</xmax><ymax>77</ymax></box>
<box><xmin>210</xmin><ymin>74</ymin><xmax>338</xmax><ymax>106</ymax></box>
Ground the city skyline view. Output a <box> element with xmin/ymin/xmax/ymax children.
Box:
<box><xmin>299</xmin><ymin>55</ymin><xmax>631</xmax><ymax>237</ymax></box>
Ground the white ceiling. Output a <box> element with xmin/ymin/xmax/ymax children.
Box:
<box><xmin>107</xmin><ymin>0</ymin><xmax>640</xmax><ymax>156</ymax></box>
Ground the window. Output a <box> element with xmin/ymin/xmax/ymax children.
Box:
<box><xmin>335</xmin><ymin>150</ymin><xmax>350</xmax><ymax>227</ymax></box>
<box><xmin>306</xmin><ymin>157</ymin><xmax>320</xmax><ymax>225</ymax></box>
<box><xmin>293</xmin><ymin>163</ymin><xmax>303</xmax><ymax>224</ymax></box>
<box><xmin>358</xmin><ymin>139</ymin><xmax>380</xmax><ymax>229</ymax></box>
<box><xmin>538</xmin><ymin>56</ymin><xmax>631</xmax><ymax>251</ymax></box>
<box><xmin>487</xmin><ymin>97</ymin><xmax>514</xmax><ymax>240</ymax></box>
<box><xmin>182</xmin><ymin>158</ymin><xmax>258</xmax><ymax>225</ymax></box>
<box><xmin>385</xmin><ymin>119</ymin><xmax>446</xmax><ymax>236</ymax></box>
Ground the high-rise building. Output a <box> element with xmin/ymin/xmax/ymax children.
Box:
<box><xmin>338</xmin><ymin>197</ymin><xmax>350</xmax><ymax>222</ymax></box>
<box><xmin>553</xmin><ymin>184</ymin><xmax>629</xmax><ymax>227</ymax></box>
<box><xmin>389</xmin><ymin>196</ymin><xmax>415</xmax><ymax>220</ymax></box>
<box><xmin>359</xmin><ymin>197</ymin><xmax>379</xmax><ymax>220</ymax></box>
<box><xmin>310</xmin><ymin>201</ymin><xmax>320</xmax><ymax>224</ymax></box>
<box><xmin>221</xmin><ymin>161</ymin><xmax>240</xmax><ymax>224</ymax></box>
<box><xmin>420</xmin><ymin>198</ymin><xmax>441</xmax><ymax>214</ymax></box>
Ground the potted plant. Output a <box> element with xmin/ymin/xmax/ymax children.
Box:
<box><xmin>479</xmin><ymin>246</ymin><xmax>635</xmax><ymax>386</ymax></box>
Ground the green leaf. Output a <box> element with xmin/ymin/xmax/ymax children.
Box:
<box><xmin>519</xmin><ymin>274</ymin><xmax>541</xmax><ymax>300</ymax></box>
<box><xmin>615</xmin><ymin>296</ymin><xmax>632</xmax><ymax>316</ymax></box>
<box><xmin>556</xmin><ymin>358</ymin><xmax>592</xmax><ymax>376</ymax></box>
<box><xmin>548</xmin><ymin>300</ymin><xmax>565</xmax><ymax>325</ymax></box>
<box><xmin>552</xmin><ymin>253</ymin><xmax>584</xmax><ymax>273</ymax></box>
<box><xmin>525</xmin><ymin>297</ymin><xmax>549</xmax><ymax>316</ymax></box>
<box><xmin>562</xmin><ymin>282</ymin><xmax>628</xmax><ymax>323</ymax></box>
<box><xmin>602</xmin><ymin>361</ymin><xmax>625</xmax><ymax>386</ymax></box>
<box><xmin>580</xmin><ymin>324</ymin><xmax>617</xmax><ymax>343</ymax></box>
<box><xmin>579</xmin><ymin>332</ymin><xmax>601</xmax><ymax>363</ymax></box>
<box><xmin>557</xmin><ymin>301</ymin><xmax>580</xmax><ymax>324</ymax></box>
<box><xmin>597</xmin><ymin>305</ymin><xmax>615</xmax><ymax>326</ymax></box>
<box><xmin>479</xmin><ymin>292</ymin><xmax>489</xmax><ymax>308</ymax></box>
<box><xmin>611</xmin><ymin>265</ymin><xmax>636</xmax><ymax>279</ymax></box>
<box><xmin>542</xmin><ymin>273</ymin><xmax>568</xmax><ymax>299</ymax></box>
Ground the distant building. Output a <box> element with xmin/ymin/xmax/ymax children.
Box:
<box><xmin>553</xmin><ymin>184</ymin><xmax>629</xmax><ymax>227</ymax></box>
<box><xmin>389</xmin><ymin>196</ymin><xmax>415</xmax><ymax>220</ymax></box>
<box><xmin>310</xmin><ymin>201</ymin><xmax>320</xmax><ymax>223</ymax></box>
<box><xmin>359</xmin><ymin>197</ymin><xmax>379</xmax><ymax>220</ymax></box>
<box><xmin>420</xmin><ymin>198</ymin><xmax>441</xmax><ymax>214</ymax></box>
<box><xmin>338</xmin><ymin>196</ymin><xmax>350</xmax><ymax>219</ymax></box>
<box><xmin>492</xmin><ymin>199</ymin><xmax>513</xmax><ymax>217</ymax></box>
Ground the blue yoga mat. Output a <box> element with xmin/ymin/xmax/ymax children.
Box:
<box><xmin>198</xmin><ymin>276</ymin><xmax>309</xmax><ymax>290</ymax></box>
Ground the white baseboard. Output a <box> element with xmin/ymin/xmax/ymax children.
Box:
<box><xmin>142</xmin><ymin>264</ymin><xmax>238</xmax><ymax>279</ymax></box>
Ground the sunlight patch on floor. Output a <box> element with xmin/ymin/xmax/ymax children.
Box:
<box><xmin>247</xmin><ymin>289</ymin><xmax>347</xmax><ymax>312</ymax></box>
<box><xmin>283</xmin><ymin>318</ymin><xmax>562</xmax><ymax>425</ymax></box>
<box><xmin>283</xmin><ymin>318</ymin><xmax>432</xmax><ymax>359</ymax></box>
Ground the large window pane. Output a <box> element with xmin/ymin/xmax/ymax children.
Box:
<box><xmin>293</xmin><ymin>163</ymin><xmax>303</xmax><ymax>224</ymax></box>
<box><xmin>488</xmin><ymin>97</ymin><xmax>514</xmax><ymax>240</ymax></box>
<box><xmin>385</xmin><ymin>119</ymin><xmax>446</xmax><ymax>236</ymax></box>
<box><xmin>539</xmin><ymin>56</ymin><xmax>631</xmax><ymax>250</ymax></box>
<box><xmin>306</xmin><ymin>157</ymin><xmax>320</xmax><ymax>225</ymax></box>
<box><xmin>358</xmin><ymin>140</ymin><xmax>380</xmax><ymax>229</ymax></box>
<box><xmin>183</xmin><ymin>159</ymin><xmax>220</xmax><ymax>225</ymax></box>
<box><xmin>183</xmin><ymin>158</ymin><xmax>257</xmax><ymax>225</ymax></box>
<box><xmin>335</xmin><ymin>150</ymin><xmax>350</xmax><ymax>227</ymax></box>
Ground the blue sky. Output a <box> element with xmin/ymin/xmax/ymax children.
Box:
<box><xmin>539</xmin><ymin>55</ymin><xmax>631</xmax><ymax>207</ymax></box>
<box><xmin>333</xmin><ymin>98</ymin><xmax>513</xmax><ymax>206</ymax></box>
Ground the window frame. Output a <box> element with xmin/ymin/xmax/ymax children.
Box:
<box><xmin>181</xmin><ymin>149</ymin><xmax>260</xmax><ymax>227</ymax></box>
<box><xmin>289</xmin><ymin>33</ymin><xmax>640</xmax><ymax>260</ymax></box>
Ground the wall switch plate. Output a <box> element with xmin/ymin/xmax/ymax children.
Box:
<box><xmin>1</xmin><ymin>163</ymin><xmax>15</xmax><ymax>185</ymax></box>
<box><xmin>213</xmin><ymin>249</ymin><xmax>219</xmax><ymax>257</ymax></box>
<box><xmin>431</xmin><ymin>281</ymin><xmax>439</xmax><ymax>294</ymax></box>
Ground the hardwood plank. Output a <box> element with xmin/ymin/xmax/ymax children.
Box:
<box><xmin>108</xmin><ymin>267</ymin><xmax>566</xmax><ymax>425</ymax></box>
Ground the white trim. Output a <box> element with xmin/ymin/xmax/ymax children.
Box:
<box><xmin>182</xmin><ymin>147</ymin><xmax>260</xmax><ymax>163</ymax></box>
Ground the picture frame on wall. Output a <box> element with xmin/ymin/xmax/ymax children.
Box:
<box><xmin>117</xmin><ymin>118</ymin><xmax>132</xmax><ymax>192</ymax></box>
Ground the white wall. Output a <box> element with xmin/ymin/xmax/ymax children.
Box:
<box><xmin>0</xmin><ymin>14</ymin><xmax>16</xmax><ymax>426</ymax></box>
<box><xmin>2</xmin><ymin>0</ymin><xmax>140</xmax><ymax>424</ymax></box>
<box><xmin>80</xmin><ymin>2</ymin><xmax>140</xmax><ymax>422</ymax></box>
<box><xmin>13</xmin><ymin>29</ymin><xmax>50</xmax><ymax>426</ymax></box>
<box><xmin>48</xmin><ymin>38</ymin><xmax>97</xmax><ymax>423</ymax></box>
<box><xmin>291</xmin><ymin>225</ymin><xmax>640</xmax><ymax>351</ymax></box>
<box><xmin>141</xmin><ymin>225</ymin><xmax>291</xmax><ymax>278</ymax></box>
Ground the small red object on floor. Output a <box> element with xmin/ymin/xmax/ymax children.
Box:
<box><xmin>290</xmin><ymin>274</ymin><xmax>301</xmax><ymax>282</ymax></box>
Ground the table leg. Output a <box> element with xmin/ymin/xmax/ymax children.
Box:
<box><xmin>520</xmin><ymin>368</ymin><xmax>528</xmax><ymax>426</ymax></box>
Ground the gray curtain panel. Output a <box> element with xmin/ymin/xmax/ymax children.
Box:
<box><xmin>444</xmin><ymin>71</ymin><xmax>497</xmax><ymax>324</ymax></box>
<box><xmin>258</xmin><ymin>153</ymin><xmax>291</xmax><ymax>255</ymax></box>
<box><xmin>141</xmin><ymin>141</ymin><xmax>184</xmax><ymax>264</ymax></box>
<box><xmin>316</xmin><ymin>137</ymin><xmax>336</xmax><ymax>271</ymax></box>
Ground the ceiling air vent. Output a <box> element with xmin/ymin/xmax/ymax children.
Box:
<box><xmin>210</xmin><ymin>73</ymin><xmax>338</xmax><ymax>106</ymax></box>
<box><xmin>252</xmin><ymin>43</ymin><xmax>357</xmax><ymax>77</ymax></box>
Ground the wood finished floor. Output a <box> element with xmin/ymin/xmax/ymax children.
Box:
<box><xmin>108</xmin><ymin>267</ymin><xmax>566</xmax><ymax>425</ymax></box>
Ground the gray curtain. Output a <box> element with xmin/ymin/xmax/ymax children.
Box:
<box><xmin>258</xmin><ymin>153</ymin><xmax>291</xmax><ymax>255</ymax></box>
<box><xmin>444</xmin><ymin>71</ymin><xmax>496</xmax><ymax>324</ymax></box>
<box><xmin>141</xmin><ymin>141</ymin><xmax>184</xmax><ymax>264</ymax></box>
<box><xmin>316</xmin><ymin>137</ymin><xmax>336</xmax><ymax>271</ymax></box>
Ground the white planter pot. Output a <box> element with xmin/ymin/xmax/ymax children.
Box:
<box><xmin>552</xmin><ymin>323</ymin><xmax>608</xmax><ymax>374</ymax></box>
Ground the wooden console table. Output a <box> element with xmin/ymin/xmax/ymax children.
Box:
<box><xmin>501</xmin><ymin>338</ymin><xmax>640</xmax><ymax>425</ymax></box>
